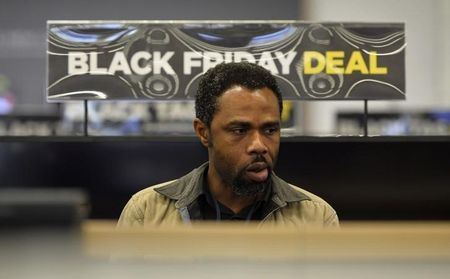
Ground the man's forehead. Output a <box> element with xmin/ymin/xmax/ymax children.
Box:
<box><xmin>216</xmin><ymin>86</ymin><xmax>278</xmax><ymax>108</ymax></box>
<box><xmin>211</xmin><ymin>87</ymin><xmax>280</xmax><ymax>125</ymax></box>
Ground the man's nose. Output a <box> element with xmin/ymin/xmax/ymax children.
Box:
<box><xmin>247</xmin><ymin>131</ymin><xmax>268</xmax><ymax>155</ymax></box>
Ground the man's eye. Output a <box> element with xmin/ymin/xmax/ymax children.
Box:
<box><xmin>264</xmin><ymin>127</ymin><xmax>279</xmax><ymax>135</ymax></box>
<box><xmin>232</xmin><ymin>128</ymin><xmax>247</xmax><ymax>135</ymax></box>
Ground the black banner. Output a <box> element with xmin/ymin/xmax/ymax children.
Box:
<box><xmin>47</xmin><ymin>21</ymin><xmax>405</xmax><ymax>101</ymax></box>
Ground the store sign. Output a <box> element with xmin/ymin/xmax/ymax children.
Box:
<box><xmin>47</xmin><ymin>21</ymin><xmax>405</xmax><ymax>101</ymax></box>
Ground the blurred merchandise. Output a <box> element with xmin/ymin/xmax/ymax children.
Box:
<box><xmin>0</xmin><ymin>75</ymin><xmax>15</xmax><ymax>115</ymax></box>
<box><xmin>59</xmin><ymin>101</ymin><xmax>296</xmax><ymax>136</ymax></box>
<box><xmin>337</xmin><ymin>111</ymin><xmax>450</xmax><ymax>136</ymax></box>
<box><xmin>62</xmin><ymin>101</ymin><xmax>195</xmax><ymax>136</ymax></box>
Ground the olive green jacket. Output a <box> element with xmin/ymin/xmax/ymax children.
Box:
<box><xmin>117</xmin><ymin>163</ymin><xmax>339</xmax><ymax>228</ymax></box>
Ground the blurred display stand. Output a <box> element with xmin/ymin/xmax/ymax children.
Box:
<box><xmin>0</xmin><ymin>188</ymin><xmax>88</xmax><ymax>227</ymax></box>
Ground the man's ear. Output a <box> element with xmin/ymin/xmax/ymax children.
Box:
<box><xmin>193</xmin><ymin>118</ymin><xmax>210</xmax><ymax>147</ymax></box>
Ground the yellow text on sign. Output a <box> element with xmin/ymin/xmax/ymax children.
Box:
<box><xmin>303</xmin><ymin>51</ymin><xmax>388</xmax><ymax>75</ymax></box>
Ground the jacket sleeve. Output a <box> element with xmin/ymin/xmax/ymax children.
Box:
<box><xmin>116</xmin><ymin>196</ymin><xmax>144</xmax><ymax>228</ymax></box>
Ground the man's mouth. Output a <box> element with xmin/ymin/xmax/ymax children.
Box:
<box><xmin>245</xmin><ymin>162</ymin><xmax>269</xmax><ymax>182</ymax></box>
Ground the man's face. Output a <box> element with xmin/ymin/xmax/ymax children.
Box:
<box><xmin>207</xmin><ymin>86</ymin><xmax>281</xmax><ymax>197</ymax></box>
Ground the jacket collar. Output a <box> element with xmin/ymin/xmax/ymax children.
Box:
<box><xmin>154</xmin><ymin>162</ymin><xmax>311</xmax><ymax>209</ymax></box>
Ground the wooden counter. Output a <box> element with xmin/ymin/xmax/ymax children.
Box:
<box><xmin>82</xmin><ymin>221</ymin><xmax>450</xmax><ymax>261</ymax></box>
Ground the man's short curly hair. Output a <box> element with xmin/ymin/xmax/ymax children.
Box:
<box><xmin>195</xmin><ymin>62</ymin><xmax>283</xmax><ymax>127</ymax></box>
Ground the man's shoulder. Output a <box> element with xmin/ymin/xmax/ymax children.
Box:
<box><xmin>131</xmin><ymin>180</ymin><xmax>178</xmax><ymax>202</ymax></box>
<box><xmin>273</xmin><ymin>174</ymin><xmax>337</xmax><ymax>212</ymax></box>
<box><xmin>128</xmin><ymin>163</ymin><xmax>207</xmax><ymax>209</ymax></box>
<box><xmin>279</xmin><ymin>181</ymin><xmax>339</xmax><ymax>227</ymax></box>
<box><xmin>117</xmin><ymin>179</ymin><xmax>182</xmax><ymax>227</ymax></box>
<box><xmin>272</xmin><ymin>174</ymin><xmax>330</xmax><ymax>206</ymax></box>
<box><xmin>286</xmin><ymin>183</ymin><xmax>331</xmax><ymax>206</ymax></box>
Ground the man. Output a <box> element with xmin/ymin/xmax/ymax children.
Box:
<box><xmin>118</xmin><ymin>62</ymin><xmax>338</xmax><ymax>228</ymax></box>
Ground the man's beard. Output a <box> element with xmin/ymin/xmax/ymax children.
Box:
<box><xmin>229</xmin><ymin>154</ymin><xmax>273</xmax><ymax>197</ymax></box>
<box><xmin>231</xmin><ymin>168</ymin><xmax>272</xmax><ymax>197</ymax></box>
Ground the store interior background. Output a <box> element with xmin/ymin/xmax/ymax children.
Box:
<box><xmin>2</xmin><ymin>0</ymin><xmax>450</xmax><ymax>136</ymax></box>
<box><xmin>0</xmin><ymin>0</ymin><xmax>449</xmax><ymax>221</ymax></box>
